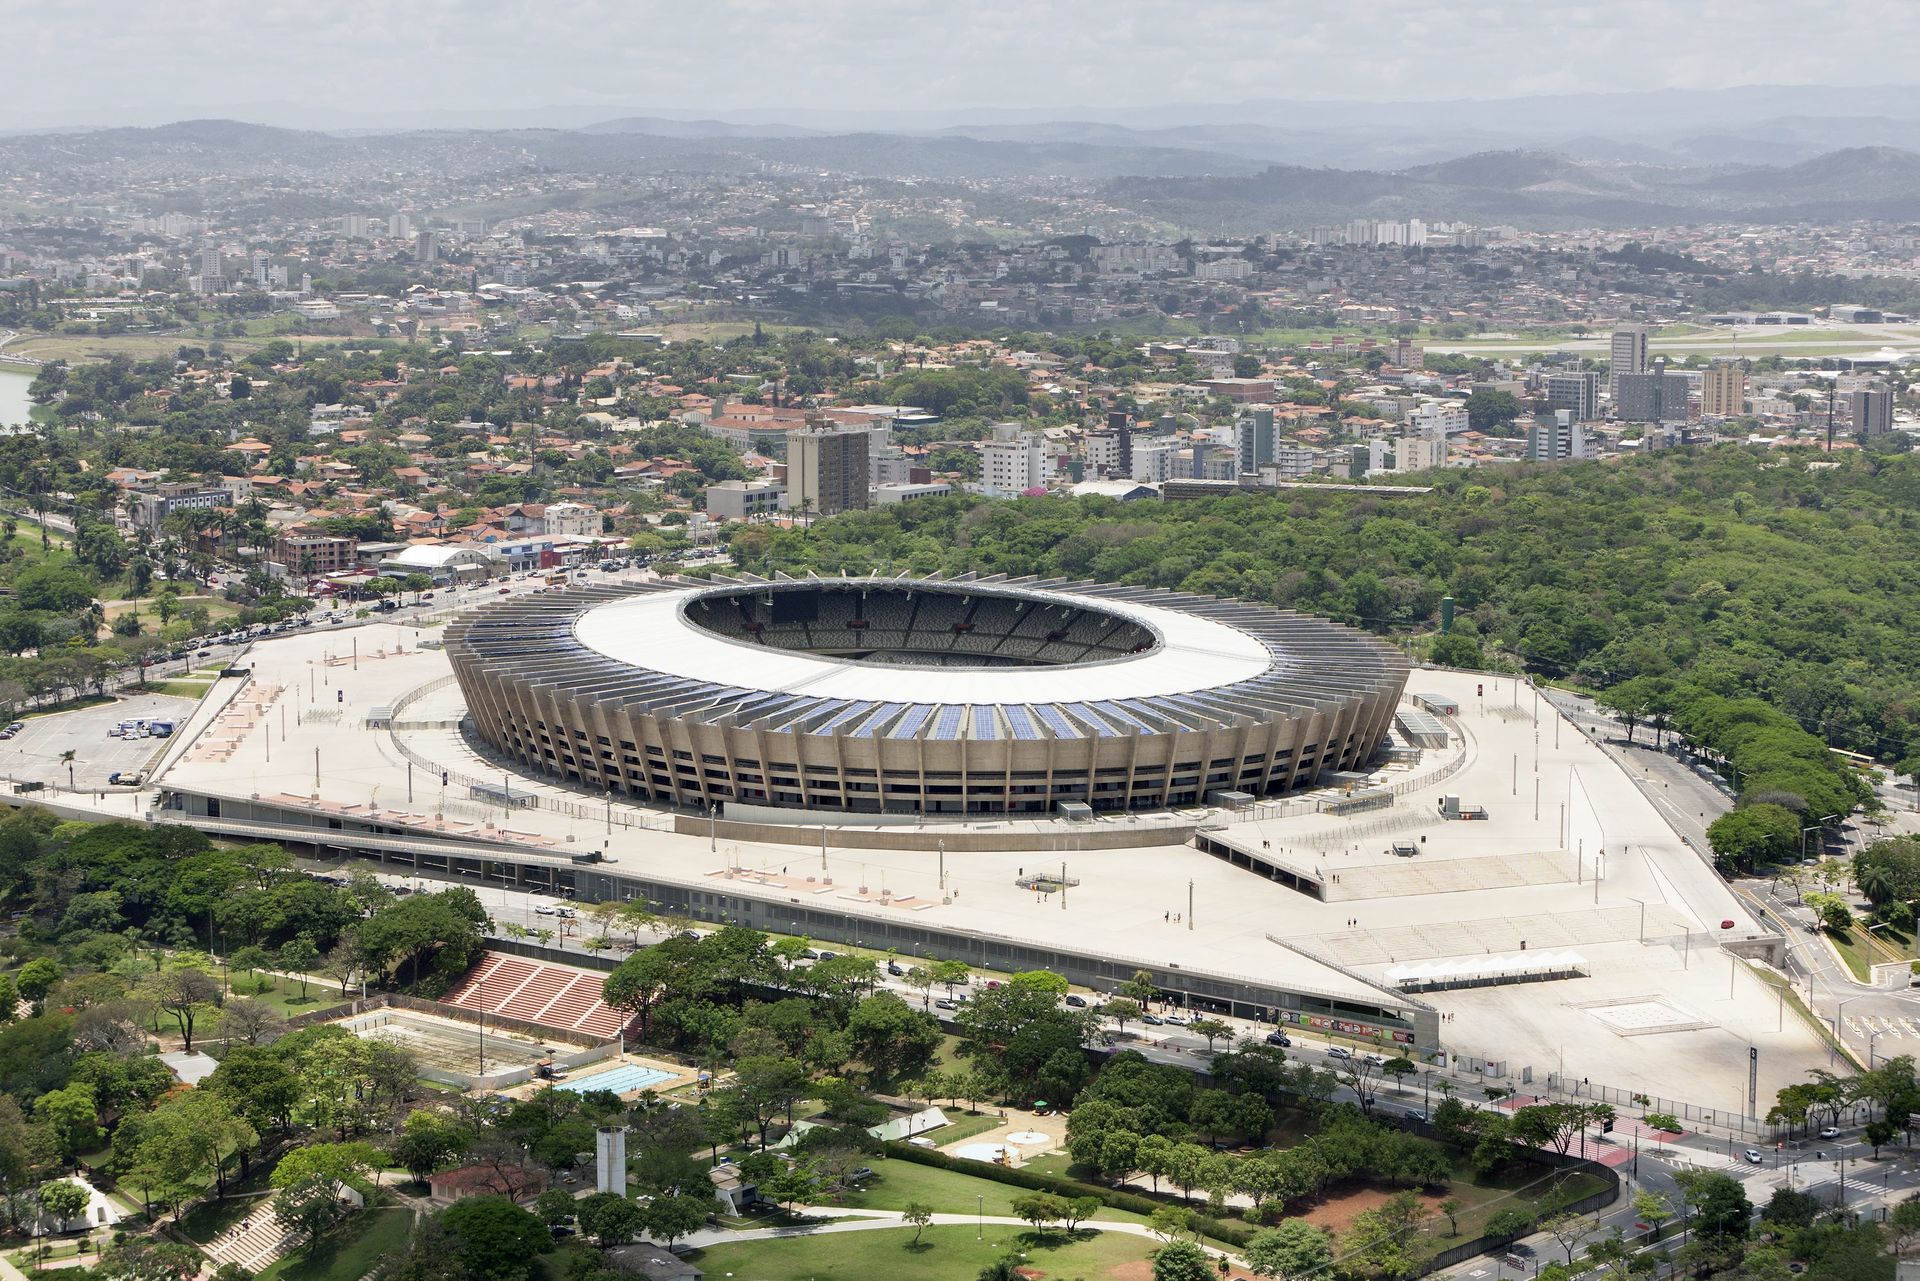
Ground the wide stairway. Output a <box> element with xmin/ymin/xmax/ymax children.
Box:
<box><xmin>205</xmin><ymin>1202</ymin><xmax>299</xmax><ymax>1273</ymax></box>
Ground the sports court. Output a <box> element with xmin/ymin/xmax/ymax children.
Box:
<box><xmin>333</xmin><ymin>1007</ymin><xmax>553</xmax><ymax>1076</ymax></box>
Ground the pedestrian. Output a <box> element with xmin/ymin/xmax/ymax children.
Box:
<box><xmin>1165</xmin><ymin>910</ymin><xmax>1170</xmax><ymax>922</ymax></box>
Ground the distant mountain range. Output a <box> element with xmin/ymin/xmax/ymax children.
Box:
<box><xmin>1102</xmin><ymin>146</ymin><xmax>1920</xmax><ymax>233</ymax></box>
<box><xmin>14</xmin><ymin>106</ymin><xmax>1920</xmax><ymax>231</ymax></box>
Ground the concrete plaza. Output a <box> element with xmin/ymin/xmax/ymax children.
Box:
<box><xmin>116</xmin><ymin>621</ymin><xmax>1832</xmax><ymax>1107</ymax></box>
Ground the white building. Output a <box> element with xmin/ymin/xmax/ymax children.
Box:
<box><xmin>1527</xmin><ymin>411</ymin><xmax>1592</xmax><ymax>462</ymax></box>
<box><xmin>1409</xmin><ymin>401</ymin><xmax>1468</xmax><ymax>439</ymax></box>
<box><xmin>1131</xmin><ymin>438</ymin><xmax>1185</xmax><ymax>484</ymax></box>
<box><xmin>981</xmin><ymin>422</ymin><xmax>1051</xmax><ymax>494</ymax></box>
<box><xmin>1397</xmin><ymin>434</ymin><xmax>1448</xmax><ymax>472</ymax></box>
<box><xmin>544</xmin><ymin>503</ymin><xmax>599</xmax><ymax>538</ymax></box>
<box><xmin>1609</xmin><ymin>326</ymin><xmax>1650</xmax><ymax>401</ymax></box>
<box><xmin>874</xmin><ymin>481</ymin><xmax>952</xmax><ymax>504</ymax></box>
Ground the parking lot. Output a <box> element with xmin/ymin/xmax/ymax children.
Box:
<box><xmin>0</xmin><ymin>693</ymin><xmax>198</xmax><ymax>790</ymax></box>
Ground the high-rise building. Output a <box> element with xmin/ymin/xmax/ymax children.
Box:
<box><xmin>1236</xmin><ymin>407</ymin><xmax>1275</xmax><ymax>475</ymax></box>
<box><xmin>1609</xmin><ymin>326</ymin><xmax>1650</xmax><ymax>401</ymax></box>
<box><xmin>787</xmin><ymin>420</ymin><xmax>869</xmax><ymax>517</ymax></box>
<box><xmin>1849</xmin><ymin>386</ymin><xmax>1894</xmax><ymax>437</ymax></box>
<box><xmin>1528</xmin><ymin>410</ymin><xmax>1591</xmax><ymax>462</ymax></box>
<box><xmin>388</xmin><ymin>212</ymin><xmax>413</xmax><ymax>240</ymax></box>
<box><xmin>416</xmin><ymin>230</ymin><xmax>439</xmax><ymax>265</ymax></box>
<box><xmin>1700</xmin><ymin>361</ymin><xmax>1746</xmax><ymax>418</ymax></box>
<box><xmin>1397</xmin><ymin>434</ymin><xmax>1447</xmax><ymax>472</ymax></box>
<box><xmin>1107</xmin><ymin>410</ymin><xmax>1133</xmax><ymax>477</ymax></box>
<box><xmin>1614</xmin><ymin>361</ymin><xmax>1691</xmax><ymax>424</ymax></box>
<box><xmin>251</xmin><ymin>251</ymin><xmax>272</xmax><ymax>288</ymax></box>
<box><xmin>1545</xmin><ymin>371</ymin><xmax>1601</xmax><ymax>423</ymax></box>
<box><xmin>197</xmin><ymin>244</ymin><xmax>224</xmax><ymax>293</ymax></box>
<box><xmin>981</xmin><ymin>422</ymin><xmax>1051</xmax><ymax>494</ymax></box>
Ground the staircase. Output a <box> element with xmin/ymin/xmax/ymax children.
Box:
<box><xmin>204</xmin><ymin>1202</ymin><xmax>300</xmax><ymax>1274</ymax></box>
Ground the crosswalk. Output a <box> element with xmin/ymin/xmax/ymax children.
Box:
<box><xmin>1843</xmin><ymin>1013</ymin><xmax>1920</xmax><ymax>1040</ymax></box>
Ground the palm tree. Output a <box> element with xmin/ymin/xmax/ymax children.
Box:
<box><xmin>59</xmin><ymin>750</ymin><xmax>75</xmax><ymax>788</ymax></box>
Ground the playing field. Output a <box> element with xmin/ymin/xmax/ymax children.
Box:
<box><xmin>333</xmin><ymin>1009</ymin><xmax>553</xmax><ymax>1075</ymax></box>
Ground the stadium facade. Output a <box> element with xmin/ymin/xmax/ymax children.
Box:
<box><xmin>447</xmin><ymin>575</ymin><xmax>1409</xmax><ymax>816</ymax></box>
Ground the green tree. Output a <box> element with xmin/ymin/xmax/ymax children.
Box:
<box><xmin>576</xmin><ymin>1190</ymin><xmax>644</xmax><ymax>1245</ymax></box>
<box><xmin>437</xmin><ymin>1196</ymin><xmax>550</xmax><ymax>1281</ymax></box>
<box><xmin>904</xmin><ymin>1200</ymin><xmax>934</xmax><ymax>1245</ymax></box>
<box><xmin>1151</xmin><ymin>1239</ymin><xmax>1216</xmax><ymax>1281</ymax></box>
<box><xmin>37</xmin><ymin>1179</ymin><xmax>89</xmax><ymax>1230</ymax></box>
<box><xmin>1245</xmin><ymin>1219</ymin><xmax>1333</xmax><ymax>1278</ymax></box>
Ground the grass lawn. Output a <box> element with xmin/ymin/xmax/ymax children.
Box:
<box><xmin>830</xmin><ymin>1158</ymin><xmax>1032</xmax><ymax>1217</ymax></box>
<box><xmin>930</xmin><ymin>1111</ymin><xmax>1006</xmax><ymax>1145</ymax></box>
<box><xmin>691</xmin><ymin>1222</ymin><xmax>1156</xmax><ymax>1281</ymax></box>
<box><xmin>257</xmin><ymin>1206</ymin><xmax>413</xmax><ymax>1281</ymax></box>
<box><xmin>225</xmin><ymin>971</ymin><xmax>352</xmax><ymax>1018</ymax></box>
<box><xmin>150</xmin><ymin>680</ymin><xmax>214</xmax><ymax>698</ymax></box>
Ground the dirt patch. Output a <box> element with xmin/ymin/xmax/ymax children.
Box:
<box><xmin>1295</xmin><ymin>1184</ymin><xmax>1450</xmax><ymax>1234</ymax></box>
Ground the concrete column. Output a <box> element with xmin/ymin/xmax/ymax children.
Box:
<box><xmin>595</xmin><ymin>1126</ymin><xmax>627</xmax><ymax>1197</ymax></box>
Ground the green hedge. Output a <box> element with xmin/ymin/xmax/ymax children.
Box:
<box><xmin>881</xmin><ymin>1139</ymin><xmax>1253</xmax><ymax>1247</ymax></box>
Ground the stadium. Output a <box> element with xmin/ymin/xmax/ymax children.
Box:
<box><xmin>446</xmin><ymin>575</ymin><xmax>1409</xmax><ymax>817</ymax></box>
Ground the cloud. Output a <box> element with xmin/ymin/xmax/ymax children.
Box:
<box><xmin>0</xmin><ymin>0</ymin><xmax>1917</xmax><ymax>127</ymax></box>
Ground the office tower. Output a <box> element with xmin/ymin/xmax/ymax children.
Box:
<box><xmin>251</xmin><ymin>251</ymin><xmax>272</xmax><ymax>288</ymax></box>
<box><xmin>1237</xmin><ymin>407</ymin><xmax>1275</xmax><ymax>475</ymax></box>
<box><xmin>1545</xmin><ymin>371</ymin><xmax>1601</xmax><ymax>423</ymax></box>
<box><xmin>1849</xmin><ymin>386</ymin><xmax>1894</xmax><ymax>437</ymax></box>
<box><xmin>1700</xmin><ymin>361</ymin><xmax>1746</xmax><ymax>418</ymax></box>
<box><xmin>388</xmin><ymin>212</ymin><xmax>413</xmax><ymax>240</ymax></box>
<box><xmin>197</xmin><ymin>244</ymin><xmax>224</xmax><ymax>292</ymax></box>
<box><xmin>1107</xmin><ymin>410</ymin><xmax>1133</xmax><ymax>477</ymax></box>
<box><xmin>1609</xmin><ymin>325</ymin><xmax>1650</xmax><ymax>400</ymax></box>
<box><xmin>788</xmin><ymin>420</ymin><xmax>869</xmax><ymax>516</ymax></box>
<box><xmin>1528</xmin><ymin>410</ymin><xmax>1590</xmax><ymax>461</ymax></box>
<box><xmin>416</xmin><ymin>230</ymin><xmax>439</xmax><ymax>265</ymax></box>
<box><xmin>1614</xmin><ymin>359</ymin><xmax>1690</xmax><ymax>423</ymax></box>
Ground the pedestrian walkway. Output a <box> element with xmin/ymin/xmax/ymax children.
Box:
<box><xmin>204</xmin><ymin>1202</ymin><xmax>299</xmax><ymax>1274</ymax></box>
<box><xmin>678</xmin><ymin>1205</ymin><xmax>1237</xmax><ymax>1262</ymax></box>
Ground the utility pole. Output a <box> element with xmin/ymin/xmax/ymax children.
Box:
<box><xmin>938</xmin><ymin>839</ymin><xmax>946</xmax><ymax>892</ymax></box>
<box><xmin>1188</xmin><ymin>879</ymin><xmax>1194</xmax><ymax>930</ymax></box>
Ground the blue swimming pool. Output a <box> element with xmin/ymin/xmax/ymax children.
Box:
<box><xmin>557</xmin><ymin>1063</ymin><xmax>676</xmax><ymax>1094</ymax></box>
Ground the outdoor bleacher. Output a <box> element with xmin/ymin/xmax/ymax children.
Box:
<box><xmin>441</xmin><ymin>952</ymin><xmax>629</xmax><ymax>1039</ymax></box>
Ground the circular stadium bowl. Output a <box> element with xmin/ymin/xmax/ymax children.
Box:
<box><xmin>445</xmin><ymin>574</ymin><xmax>1409</xmax><ymax>817</ymax></box>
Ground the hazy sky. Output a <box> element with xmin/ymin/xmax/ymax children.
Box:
<box><xmin>6</xmin><ymin>0</ymin><xmax>1920</xmax><ymax>128</ymax></box>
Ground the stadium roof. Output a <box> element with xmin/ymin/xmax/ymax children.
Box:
<box><xmin>450</xmin><ymin>574</ymin><xmax>1406</xmax><ymax>744</ymax></box>
<box><xmin>573</xmin><ymin>583</ymin><xmax>1270</xmax><ymax>703</ymax></box>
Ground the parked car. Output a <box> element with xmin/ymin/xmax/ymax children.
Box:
<box><xmin>1139</xmin><ymin>1014</ymin><xmax>1164</xmax><ymax>1026</ymax></box>
<box><xmin>1063</xmin><ymin>995</ymin><xmax>1087</xmax><ymax>1008</ymax></box>
<box><xmin>1265</xmin><ymin>1031</ymin><xmax>1292</xmax><ymax>1047</ymax></box>
<box><xmin>1819</xmin><ymin>1126</ymin><xmax>1842</xmax><ymax>1139</ymax></box>
<box><xmin>1326</xmin><ymin>1045</ymin><xmax>1354</xmax><ymax>1060</ymax></box>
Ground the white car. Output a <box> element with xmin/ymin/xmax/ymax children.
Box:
<box><xmin>1743</xmin><ymin>1149</ymin><xmax>1764</xmax><ymax>1165</ymax></box>
<box><xmin>1819</xmin><ymin>1126</ymin><xmax>1842</xmax><ymax>1139</ymax></box>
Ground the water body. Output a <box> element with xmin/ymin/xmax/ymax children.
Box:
<box><xmin>0</xmin><ymin>369</ymin><xmax>34</xmax><ymax>433</ymax></box>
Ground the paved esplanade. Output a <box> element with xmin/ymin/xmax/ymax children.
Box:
<box><xmin>133</xmin><ymin>622</ymin><xmax>1829</xmax><ymax>1106</ymax></box>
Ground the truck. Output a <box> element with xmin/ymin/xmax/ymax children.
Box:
<box><xmin>149</xmin><ymin>721</ymin><xmax>175</xmax><ymax>738</ymax></box>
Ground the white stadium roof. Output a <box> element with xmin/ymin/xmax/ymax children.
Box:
<box><xmin>573</xmin><ymin>584</ymin><xmax>1274</xmax><ymax>703</ymax></box>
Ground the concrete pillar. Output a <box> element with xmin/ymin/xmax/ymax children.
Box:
<box><xmin>595</xmin><ymin>1126</ymin><xmax>627</xmax><ymax>1197</ymax></box>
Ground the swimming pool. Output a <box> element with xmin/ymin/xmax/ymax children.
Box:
<box><xmin>557</xmin><ymin>1063</ymin><xmax>677</xmax><ymax>1095</ymax></box>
